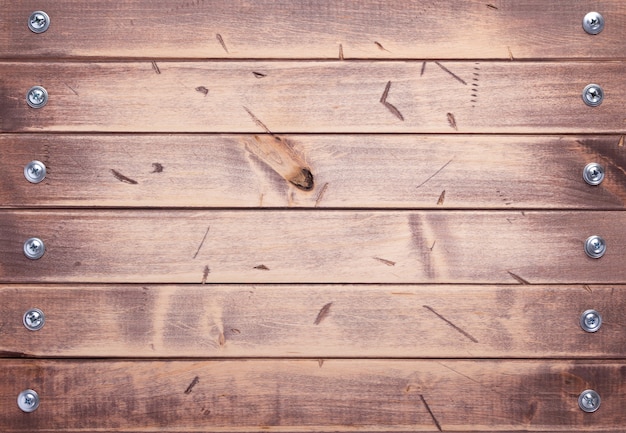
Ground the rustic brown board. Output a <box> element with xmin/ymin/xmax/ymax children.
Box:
<box><xmin>2</xmin><ymin>134</ymin><xmax>625</xmax><ymax>209</ymax></box>
<box><xmin>1</xmin><ymin>1</ymin><xmax>625</xmax><ymax>60</ymax></box>
<box><xmin>1</xmin><ymin>62</ymin><xmax>625</xmax><ymax>133</ymax></box>
<box><xmin>0</xmin><ymin>210</ymin><xmax>625</xmax><ymax>284</ymax></box>
<box><xmin>1</xmin><ymin>360</ymin><xmax>624</xmax><ymax>431</ymax></box>
<box><xmin>1</xmin><ymin>285</ymin><xmax>624</xmax><ymax>359</ymax></box>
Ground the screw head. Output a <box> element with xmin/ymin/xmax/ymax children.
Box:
<box><xmin>580</xmin><ymin>309</ymin><xmax>602</xmax><ymax>332</ymax></box>
<box><xmin>582</xmin><ymin>162</ymin><xmax>605</xmax><ymax>186</ymax></box>
<box><xmin>582</xmin><ymin>84</ymin><xmax>604</xmax><ymax>107</ymax></box>
<box><xmin>585</xmin><ymin>236</ymin><xmax>606</xmax><ymax>259</ymax></box>
<box><xmin>17</xmin><ymin>389</ymin><xmax>40</xmax><ymax>413</ymax></box>
<box><xmin>582</xmin><ymin>12</ymin><xmax>604</xmax><ymax>35</ymax></box>
<box><xmin>23</xmin><ymin>237</ymin><xmax>45</xmax><ymax>260</ymax></box>
<box><xmin>578</xmin><ymin>389</ymin><xmax>601</xmax><ymax>413</ymax></box>
<box><xmin>23</xmin><ymin>308</ymin><xmax>46</xmax><ymax>331</ymax></box>
<box><xmin>28</xmin><ymin>11</ymin><xmax>50</xmax><ymax>33</ymax></box>
<box><xmin>584</xmin><ymin>235</ymin><xmax>606</xmax><ymax>259</ymax></box>
<box><xmin>24</xmin><ymin>160</ymin><xmax>47</xmax><ymax>184</ymax></box>
<box><xmin>27</xmin><ymin>86</ymin><xmax>48</xmax><ymax>109</ymax></box>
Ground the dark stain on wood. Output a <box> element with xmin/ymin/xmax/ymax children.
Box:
<box><xmin>151</xmin><ymin>163</ymin><xmax>164</xmax><ymax>173</ymax></box>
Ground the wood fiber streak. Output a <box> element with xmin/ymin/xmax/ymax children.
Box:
<box><xmin>0</xmin><ymin>62</ymin><xmax>624</xmax><ymax>133</ymax></box>
<box><xmin>2</xmin><ymin>134</ymin><xmax>626</xmax><ymax>209</ymax></box>
<box><xmin>1</xmin><ymin>360</ymin><xmax>625</xmax><ymax>432</ymax></box>
<box><xmin>1</xmin><ymin>1</ymin><xmax>625</xmax><ymax>59</ymax></box>
<box><xmin>1</xmin><ymin>285</ymin><xmax>624</xmax><ymax>358</ymax></box>
<box><xmin>0</xmin><ymin>211</ymin><xmax>625</xmax><ymax>284</ymax></box>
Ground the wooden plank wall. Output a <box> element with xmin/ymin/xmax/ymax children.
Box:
<box><xmin>1</xmin><ymin>1</ymin><xmax>625</xmax><ymax>432</ymax></box>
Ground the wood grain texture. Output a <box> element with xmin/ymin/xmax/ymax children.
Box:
<box><xmin>1</xmin><ymin>285</ymin><xmax>624</xmax><ymax>358</ymax></box>
<box><xmin>1</xmin><ymin>360</ymin><xmax>625</xmax><ymax>431</ymax></box>
<box><xmin>1</xmin><ymin>62</ymin><xmax>625</xmax><ymax>133</ymax></box>
<box><xmin>1</xmin><ymin>1</ymin><xmax>625</xmax><ymax>60</ymax></box>
<box><xmin>2</xmin><ymin>134</ymin><xmax>626</xmax><ymax>209</ymax></box>
<box><xmin>0</xmin><ymin>210</ymin><xmax>625</xmax><ymax>284</ymax></box>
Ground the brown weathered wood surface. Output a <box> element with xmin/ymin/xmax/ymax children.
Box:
<box><xmin>1</xmin><ymin>62</ymin><xmax>625</xmax><ymax>133</ymax></box>
<box><xmin>1</xmin><ymin>285</ymin><xmax>623</xmax><ymax>358</ymax></box>
<box><xmin>0</xmin><ymin>210</ymin><xmax>624</xmax><ymax>284</ymax></box>
<box><xmin>1</xmin><ymin>1</ymin><xmax>625</xmax><ymax>60</ymax></box>
<box><xmin>2</xmin><ymin>134</ymin><xmax>625</xmax><ymax>209</ymax></box>
<box><xmin>1</xmin><ymin>360</ymin><xmax>624</xmax><ymax>432</ymax></box>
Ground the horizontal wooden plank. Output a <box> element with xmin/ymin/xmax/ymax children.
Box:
<box><xmin>1</xmin><ymin>1</ymin><xmax>625</xmax><ymax>60</ymax></box>
<box><xmin>1</xmin><ymin>62</ymin><xmax>624</xmax><ymax>133</ymax></box>
<box><xmin>1</xmin><ymin>360</ymin><xmax>624</xmax><ymax>431</ymax></box>
<box><xmin>2</xmin><ymin>134</ymin><xmax>625</xmax><ymax>209</ymax></box>
<box><xmin>1</xmin><ymin>285</ymin><xmax>624</xmax><ymax>358</ymax></box>
<box><xmin>1</xmin><ymin>210</ymin><xmax>625</xmax><ymax>284</ymax></box>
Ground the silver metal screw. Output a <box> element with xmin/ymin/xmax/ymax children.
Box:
<box><xmin>582</xmin><ymin>84</ymin><xmax>604</xmax><ymax>107</ymax></box>
<box><xmin>584</xmin><ymin>235</ymin><xmax>606</xmax><ymax>259</ymax></box>
<box><xmin>17</xmin><ymin>389</ymin><xmax>40</xmax><ymax>413</ymax></box>
<box><xmin>23</xmin><ymin>308</ymin><xmax>46</xmax><ymax>331</ymax></box>
<box><xmin>578</xmin><ymin>389</ymin><xmax>601</xmax><ymax>413</ymax></box>
<box><xmin>24</xmin><ymin>160</ymin><xmax>47</xmax><ymax>184</ymax></box>
<box><xmin>582</xmin><ymin>12</ymin><xmax>604</xmax><ymax>35</ymax></box>
<box><xmin>580</xmin><ymin>309</ymin><xmax>602</xmax><ymax>332</ymax></box>
<box><xmin>28</xmin><ymin>11</ymin><xmax>50</xmax><ymax>33</ymax></box>
<box><xmin>582</xmin><ymin>162</ymin><xmax>605</xmax><ymax>186</ymax></box>
<box><xmin>23</xmin><ymin>237</ymin><xmax>45</xmax><ymax>260</ymax></box>
<box><xmin>27</xmin><ymin>86</ymin><xmax>48</xmax><ymax>108</ymax></box>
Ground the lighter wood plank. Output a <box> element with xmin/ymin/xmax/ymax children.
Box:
<box><xmin>1</xmin><ymin>1</ymin><xmax>625</xmax><ymax>59</ymax></box>
<box><xmin>1</xmin><ymin>285</ymin><xmax>624</xmax><ymax>358</ymax></box>
<box><xmin>1</xmin><ymin>210</ymin><xmax>625</xmax><ymax>284</ymax></box>
<box><xmin>2</xmin><ymin>134</ymin><xmax>625</xmax><ymax>209</ymax></box>
<box><xmin>1</xmin><ymin>62</ymin><xmax>624</xmax><ymax>133</ymax></box>
<box><xmin>0</xmin><ymin>360</ymin><xmax>623</xmax><ymax>431</ymax></box>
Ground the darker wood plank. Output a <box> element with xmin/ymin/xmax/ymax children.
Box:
<box><xmin>1</xmin><ymin>285</ymin><xmax>624</xmax><ymax>358</ymax></box>
<box><xmin>0</xmin><ymin>360</ymin><xmax>624</xmax><ymax>431</ymax></box>
<box><xmin>1</xmin><ymin>1</ymin><xmax>625</xmax><ymax>59</ymax></box>
<box><xmin>0</xmin><ymin>210</ymin><xmax>625</xmax><ymax>284</ymax></box>
<box><xmin>1</xmin><ymin>134</ymin><xmax>625</xmax><ymax>209</ymax></box>
<box><xmin>0</xmin><ymin>62</ymin><xmax>624</xmax><ymax>133</ymax></box>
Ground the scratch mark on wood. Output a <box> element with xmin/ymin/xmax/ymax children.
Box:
<box><xmin>254</xmin><ymin>264</ymin><xmax>270</xmax><ymax>271</ymax></box>
<box><xmin>219</xmin><ymin>332</ymin><xmax>225</xmax><ymax>347</ymax></box>
<box><xmin>373</xmin><ymin>257</ymin><xmax>396</xmax><ymax>266</ymax></box>
<box><xmin>507</xmin><ymin>271</ymin><xmax>530</xmax><ymax>285</ymax></box>
<box><xmin>151</xmin><ymin>61</ymin><xmax>161</xmax><ymax>74</ymax></box>
<box><xmin>486</xmin><ymin>3</ymin><xmax>498</xmax><ymax>10</ymax></box>
<box><xmin>64</xmin><ymin>82</ymin><xmax>79</xmax><ymax>96</ymax></box>
<box><xmin>184</xmin><ymin>376</ymin><xmax>200</xmax><ymax>394</ymax></box>
<box><xmin>216</xmin><ymin>33</ymin><xmax>229</xmax><ymax>53</ymax></box>
<box><xmin>420</xmin><ymin>61</ymin><xmax>426</xmax><ymax>76</ymax></box>
<box><xmin>507</xmin><ymin>46</ymin><xmax>514</xmax><ymax>60</ymax></box>
<box><xmin>430</xmin><ymin>240</ymin><xmax>436</xmax><ymax>251</ymax></box>
<box><xmin>314</xmin><ymin>302</ymin><xmax>333</xmax><ymax>325</ymax></box>
<box><xmin>423</xmin><ymin>305</ymin><xmax>479</xmax><ymax>343</ymax></box>
<box><xmin>195</xmin><ymin>86</ymin><xmax>209</xmax><ymax>96</ymax></box>
<box><xmin>243</xmin><ymin>106</ymin><xmax>272</xmax><ymax>134</ymax></box>
<box><xmin>437</xmin><ymin>190</ymin><xmax>446</xmax><ymax>205</ymax></box>
<box><xmin>435</xmin><ymin>61</ymin><xmax>467</xmax><ymax>85</ymax></box>
<box><xmin>380</xmin><ymin>81</ymin><xmax>404</xmax><ymax>121</ymax></box>
<box><xmin>583</xmin><ymin>284</ymin><xmax>593</xmax><ymax>294</ymax></box>
<box><xmin>437</xmin><ymin>361</ymin><xmax>483</xmax><ymax>386</ymax></box>
<box><xmin>416</xmin><ymin>159</ymin><xmax>453</xmax><ymax>189</ymax></box>
<box><xmin>315</xmin><ymin>183</ymin><xmax>329</xmax><ymax>207</ymax></box>
<box><xmin>419</xmin><ymin>394</ymin><xmax>442</xmax><ymax>432</ymax></box>
<box><xmin>338</xmin><ymin>44</ymin><xmax>344</xmax><ymax>60</ymax></box>
<box><xmin>201</xmin><ymin>265</ymin><xmax>210</xmax><ymax>284</ymax></box>
<box><xmin>447</xmin><ymin>112</ymin><xmax>458</xmax><ymax>130</ymax></box>
<box><xmin>151</xmin><ymin>163</ymin><xmax>164</xmax><ymax>173</ymax></box>
<box><xmin>391</xmin><ymin>292</ymin><xmax>414</xmax><ymax>296</ymax></box>
<box><xmin>252</xmin><ymin>71</ymin><xmax>266</xmax><ymax>79</ymax></box>
<box><xmin>231</xmin><ymin>328</ymin><xmax>241</xmax><ymax>334</ymax></box>
<box><xmin>110</xmin><ymin>169</ymin><xmax>138</xmax><ymax>185</ymax></box>
<box><xmin>374</xmin><ymin>41</ymin><xmax>390</xmax><ymax>52</ymax></box>
<box><xmin>193</xmin><ymin>226</ymin><xmax>210</xmax><ymax>259</ymax></box>
<box><xmin>318</xmin><ymin>359</ymin><xmax>324</xmax><ymax>368</ymax></box>
<box><xmin>619</xmin><ymin>135</ymin><xmax>624</xmax><ymax>147</ymax></box>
